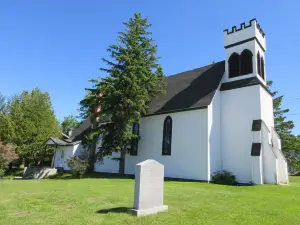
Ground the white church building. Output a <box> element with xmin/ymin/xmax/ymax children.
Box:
<box><xmin>46</xmin><ymin>19</ymin><xmax>288</xmax><ymax>184</ymax></box>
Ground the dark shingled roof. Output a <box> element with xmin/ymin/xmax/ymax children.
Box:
<box><xmin>69</xmin><ymin>118</ymin><xmax>92</xmax><ymax>142</ymax></box>
<box><xmin>146</xmin><ymin>61</ymin><xmax>225</xmax><ymax>115</ymax></box>
<box><xmin>45</xmin><ymin>119</ymin><xmax>92</xmax><ymax>146</ymax></box>
<box><xmin>45</xmin><ymin>137</ymin><xmax>81</xmax><ymax>146</ymax></box>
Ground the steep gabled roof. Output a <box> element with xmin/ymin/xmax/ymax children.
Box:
<box><xmin>69</xmin><ymin>118</ymin><xmax>92</xmax><ymax>142</ymax></box>
<box><xmin>46</xmin><ymin>61</ymin><xmax>225</xmax><ymax>144</ymax></box>
<box><xmin>146</xmin><ymin>61</ymin><xmax>225</xmax><ymax>116</ymax></box>
<box><xmin>45</xmin><ymin>137</ymin><xmax>81</xmax><ymax>146</ymax></box>
<box><xmin>45</xmin><ymin>119</ymin><xmax>92</xmax><ymax>147</ymax></box>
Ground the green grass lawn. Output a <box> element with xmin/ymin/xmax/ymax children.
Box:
<box><xmin>1</xmin><ymin>176</ymin><xmax>300</xmax><ymax>225</ymax></box>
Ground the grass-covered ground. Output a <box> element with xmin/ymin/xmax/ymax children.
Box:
<box><xmin>1</xmin><ymin>175</ymin><xmax>300</xmax><ymax>225</ymax></box>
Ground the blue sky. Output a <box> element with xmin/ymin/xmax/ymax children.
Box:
<box><xmin>1</xmin><ymin>0</ymin><xmax>300</xmax><ymax>134</ymax></box>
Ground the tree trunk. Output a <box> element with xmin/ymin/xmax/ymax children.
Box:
<box><xmin>87</xmin><ymin>115</ymin><xmax>98</xmax><ymax>173</ymax></box>
<box><xmin>119</xmin><ymin>151</ymin><xmax>125</xmax><ymax>175</ymax></box>
<box><xmin>88</xmin><ymin>138</ymin><xmax>97</xmax><ymax>172</ymax></box>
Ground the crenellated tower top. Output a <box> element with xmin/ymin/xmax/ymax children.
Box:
<box><xmin>224</xmin><ymin>19</ymin><xmax>265</xmax><ymax>37</ymax></box>
<box><xmin>224</xmin><ymin>19</ymin><xmax>266</xmax><ymax>52</ymax></box>
<box><xmin>223</xmin><ymin>19</ymin><xmax>267</xmax><ymax>84</ymax></box>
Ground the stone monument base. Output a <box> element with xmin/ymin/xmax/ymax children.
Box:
<box><xmin>128</xmin><ymin>205</ymin><xmax>168</xmax><ymax>217</ymax></box>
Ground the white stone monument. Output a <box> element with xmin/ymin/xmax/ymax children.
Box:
<box><xmin>128</xmin><ymin>159</ymin><xmax>168</xmax><ymax>216</ymax></box>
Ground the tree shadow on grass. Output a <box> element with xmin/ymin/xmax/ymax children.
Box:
<box><xmin>48</xmin><ymin>172</ymin><xmax>134</xmax><ymax>180</ymax></box>
<box><xmin>4</xmin><ymin>168</ymin><xmax>24</xmax><ymax>178</ymax></box>
<box><xmin>164</xmin><ymin>177</ymin><xmax>253</xmax><ymax>186</ymax></box>
<box><xmin>96</xmin><ymin>207</ymin><xmax>129</xmax><ymax>214</ymax></box>
<box><xmin>291</xmin><ymin>172</ymin><xmax>300</xmax><ymax>176</ymax></box>
<box><xmin>86</xmin><ymin>172</ymin><xmax>134</xmax><ymax>180</ymax></box>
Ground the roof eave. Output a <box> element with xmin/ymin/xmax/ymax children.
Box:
<box><xmin>143</xmin><ymin>106</ymin><xmax>208</xmax><ymax>118</ymax></box>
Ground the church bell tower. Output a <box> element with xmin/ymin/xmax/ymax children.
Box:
<box><xmin>220</xmin><ymin>19</ymin><xmax>276</xmax><ymax>184</ymax></box>
<box><xmin>223</xmin><ymin>19</ymin><xmax>266</xmax><ymax>84</ymax></box>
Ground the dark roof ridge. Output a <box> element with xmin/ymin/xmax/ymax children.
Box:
<box><xmin>165</xmin><ymin>60</ymin><xmax>225</xmax><ymax>79</ymax></box>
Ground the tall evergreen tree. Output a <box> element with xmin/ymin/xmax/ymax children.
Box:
<box><xmin>267</xmin><ymin>81</ymin><xmax>300</xmax><ymax>169</ymax></box>
<box><xmin>80</xmin><ymin>13</ymin><xmax>165</xmax><ymax>174</ymax></box>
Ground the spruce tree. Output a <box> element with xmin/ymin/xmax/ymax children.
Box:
<box><xmin>267</xmin><ymin>81</ymin><xmax>300</xmax><ymax>169</ymax></box>
<box><xmin>80</xmin><ymin>13</ymin><xmax>165</xmax><ymax>174</ymax></box>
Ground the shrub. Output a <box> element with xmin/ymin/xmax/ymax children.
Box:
<box><xmin>0</xmin><ymin>169</ymin><xmax>4</xmax><ymax>177</ymax></box>
<box><xmin>67</xmin><ymin>156</ymin><xmax>88</xmax><ymax>178</ymax></box>
<box><xmin>56</xmin><ymin>167</ymin><xmax>64</xmax><ymax>175</ymax></box>
<box><xmin>0</xmin><ymin>141</ymin><xmax>18</xmax><ymax>171</ymax></box>
<box><xmin>211</xmin><ymin>170</ymin><xmax>236</xmax><ymax>185</ymax></box>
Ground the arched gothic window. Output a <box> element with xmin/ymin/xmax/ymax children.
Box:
<box><xmin>261</xmin><ymin>57</ymin><xmax>265</xmax><ymax>80</ymax></box>
<box><xmin>257</xmin><ymin>52</ymin><xmax>261</xmax><ymax>75</ymax></box>
<box><xmin>130</xmin><ymin>123</ymin><xmax>139</xmax><ymax>155</ymax></box>
<box><xmin>240</xmin><ymin>49</ymin><xmax>253</xmax><ymax>75</ymax></box>
<box><xmin>228</xmin><ymin>53</ymin><xmax>240</xmax><ymax>78</ymax></box>
<box><xmin>162</xmin><ymin>116</ymin><xmax>172</xmax><ymax>155</ymax></box>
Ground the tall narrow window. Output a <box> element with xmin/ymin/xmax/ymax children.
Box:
<box><xmin>261</xmin><ymin>57</ymin><xmax>265</xmax><ymax>80</ymax></box>
<box><xmin>162</xmin><ymin>116</ymin><xmax>172</xmax><ymax>155</ymax></box>
<box><xmin>228</xmin><ymin>53</ymin><xmax>240</xmax><ymax>78</ymax></box>
<box><xmin>240</xmin><ymin>49</ymin><xmax>253</xmax><ymax>75</ymax></box>
<box><xmin>257</xmin><ymin>52</ymin><xmax>261</xmax><ymax>75</ymax></box>
<box><xmin>130</xmin><ymin>123</ymin><xmax>139</xmax><ymax>155</ymax></box>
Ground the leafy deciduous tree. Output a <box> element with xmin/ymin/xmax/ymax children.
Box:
<box><xmin>60</xmin><ymin>114</ymin><xmax>80</xmax><ymax>135</ymax></box>
<box><xmin>0</xmin><ymin>141</ymin><xmax>18</xmax><ymax>173</ymax></box>
<box><xmin>0</xmin><ymin>93</ymin><xmax>6</xmax><ymax>114</ymax></box>
<box><xmin>0</xmin><ymin>88</ymin><xmax>60</xmax><ymax>165</ymax></box>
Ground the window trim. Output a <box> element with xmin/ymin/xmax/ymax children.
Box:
<box><xmin>228</xmin><ymin>52</ymin><xmax>240</xmax><ymax>78</ymax></box>
<box><xmin>229</xmin><ymin>49</ymin><xmax>255</xmax><ymax>78</ymax></box>
<box><xmin>240</xmin><ymin>49</ymin><xmax>253</xmax><ymax>75</ymax></box>
<box><xmin>130</xmin><ymin>123</ymin><xmax>139</xmax><ymax>156</ymax></box>
<box><xmin>257</xmin><ymin>52</ymin><xmax>261</xmax><ymax>75</ymax></box>
<box><xmin>162</xmin><ymin>116</ymin><xmax>172</xmax><ymax>156</ymax></box>
<box><xmin>260</xmin><ymin>57</ymin><xmax>265</xmax><ymax>80</ymax></box>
